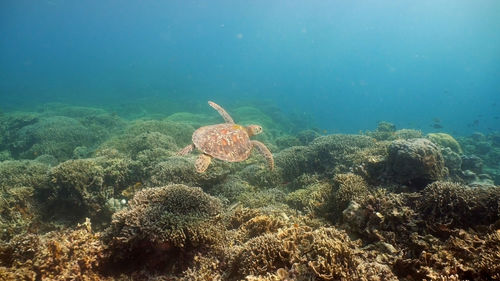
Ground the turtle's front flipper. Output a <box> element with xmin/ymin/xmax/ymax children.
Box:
<box><xmin>195</xmin><ymin>154</ymin><xmax>212</xmax><ymax>173</ymax></box>
<box><xmin>208</xmin><ymin>101</ymin><xmax>235</xmax><ymax>124</ymax></box>
<box><xmin>177</xmin><ymin>144</ymin><xmax>195</xmax><ymax>156</ymax></box>
<box><xmin>251</xmin><ymin>140</ymin><xmax>274</xmax><ymax>170</ymax></box>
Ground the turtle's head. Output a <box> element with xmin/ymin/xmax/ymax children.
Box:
<box><xmin>246</xmin><ymin>125</ymin><xmax>263</xmax><ymax>136</ymax></box>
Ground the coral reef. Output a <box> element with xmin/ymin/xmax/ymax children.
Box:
<box><xmin>1</xmin><ymin>104</ymin><xmax>499</xmax><ymax>280</ymax></box>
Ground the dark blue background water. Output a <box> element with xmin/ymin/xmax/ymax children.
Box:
<box><xmin>1</xmin><ymin>0</ymin><xmax>499</xmax><ymax>134</ymax></box>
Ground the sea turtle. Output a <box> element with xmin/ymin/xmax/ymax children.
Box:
<box><xmin>177</xmin><ymin>101</ymin><xmax>274</xmax><ymax>173</ymax></box>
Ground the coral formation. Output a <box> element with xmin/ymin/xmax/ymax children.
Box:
<box><xmin>417</xmin><ymin>181</ymin><xmax>500</xmax><ymax>230</ymax></box>
<box><xmin>0</xmin><ymin>219</ymin><xmax>109</xmax><ymax>280</ymax></box>
<box><xmin>40</xmin><ymin>156</ymin><xmax>139</xmax><ymax>225</ymax></box>
<box><xmin>427</xmin><ymin>133</ymin><xmax>463</xmax><ymax>153</ymax></box>
<box><xmin>101</xmin><ymin>184</ymin><xmax>224</xmax><ymax>273</ymax></box>
<box><xmin>386</xmin><ymin>138</ymin><xmax>446</xmax><ymax>188</ymax></box>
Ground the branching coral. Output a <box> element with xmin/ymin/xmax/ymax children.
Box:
<box><xmin>230</xmin><ymin>225</ymin><xmax>380</xmax><ymax>280</ymax></box>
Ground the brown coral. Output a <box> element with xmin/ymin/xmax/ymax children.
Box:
<box><xmin>0</xmin><ymin>218</ymin><xmax>109</xmax><ymax>280</ymax></box>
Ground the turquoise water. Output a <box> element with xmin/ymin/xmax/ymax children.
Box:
<box><xmin>1</xmin><ymin>0</ymin><xmax>499</xmax><ymax>134</ymax></box>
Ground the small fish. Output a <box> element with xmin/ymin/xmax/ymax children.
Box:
<box><xmin>432</xmin><ymin>117</ymin><xmax>441</xmax><ymax>123</ymax></box>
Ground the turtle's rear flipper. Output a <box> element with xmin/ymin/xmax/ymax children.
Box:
<box><xmin>195</xmin><ymin>154</ymin><xmax>212</xmax><ymax>173</ymax></box>
<box><xmin>177</xmin><ymin>144</ymin><xmax>195</xmax><ymax>156</ymax></box>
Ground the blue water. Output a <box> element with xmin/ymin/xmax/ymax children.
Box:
<box><xmin>1</xmin><ymin>0</ymin><xmax>499</xmax><ymax>134</ymax></box>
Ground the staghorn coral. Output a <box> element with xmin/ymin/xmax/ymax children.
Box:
<box><xmin>275</xmin><ymin>135</ymin><xmax>301</xmax><ymax>150</ymax></box>
<box><xmin>242</xmin><ymin>215</ymin><xmax>286</xmax><ymax>239</ymax></box>
<box><xmin>179</xmin><ymin>253</ymin><xmax>224</xmax><ymax>280</ymax></box>
<box><xmin>125</xmin><ymin>119</ymin><xmax>195</xmax><ymax>148</ymax></box>
<box><xmin>394</xmin><ymin>229</ymin><xmax>500</xmax><ymax>280</ymax></box>
<box><xmin>102</xmin><ymin>184</ymin><xmax>224</xmax><ymax>274</ymax></box>
<box><xmin>237</xmin><ymin>163</ymin><xmax>282</xmax><ymax>189</ymax></box>
<box><xmin>211</xmin><ymin>175</ymin><xmax>255</xmax><ymax>203</ymax></box>
<box><xmin>0</xmin><ymin>160</ymin><xmax>49</xmax><ymax>240</ymax></box>
<box><xmin>365</xmin><ymin>121</ymin><xmax>396</xmax><ymax>141</ymax></box>
<box><xmin>394</xmin><ymin>129</ymin><xmax>423</xmax><ymax>140</ymax></box>
<box><xmin>233</xmin><ymin>233</ymin><xmax>291</xmax><ymax>277</ymax></box>
<box><xmin>237</xmin><ymin>188</ymin><xmax>288</xmax><ymax>209</ymax></box>
<box><xmin>0</xmin><ymin>218</ymin><xmax>110</xmax><ymax>280</ymax></box>
<box><xmin>342</xmin><ymin>189</ymin><xmax>421</xmax><ymax>246</ymax></box>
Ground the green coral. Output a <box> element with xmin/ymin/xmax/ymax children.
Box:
<box><xmin>148</xmin><ymin>156</ymin><xmax>231</xmax><ymax>189</ymax></box>
<box><xmin>427</xmin><ymin>133</ymin><xmax>463</xmax><ymax>154</ymax></box>
<box><xmin>102</xmin><ymin>184</ymin><xmax>224</xmax><ymax>272</ymax></box>
<box><xmin>40</xmin><ymin>156</ymin><xmax>139</xmax><ymax>225</ymax></box>
<box><xmin>13</xmin><ymin>116</ymin><xmax>107</xmax><ymax>161</ymax></box>
<box><xmin>125</xmin><ymin>119</ymin><xmax>194</xmax><ymax>147</ymax></box>
<box><xmin>276</xmin><ymin>135</ymin><xmax>376</xmax><ymax>182</ymax></box>
<box><xmin>286</xmin><ymin>181</ymin><xmax>331</xmax><ymax>214</ymax></box>
<box><xmin>0</xmin><ymin>160</ymin><xmax>49</xmax><ymax>192</ymax></box>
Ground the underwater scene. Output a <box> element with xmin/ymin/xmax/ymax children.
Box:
<box><xmin>1</xmin><ymin>0</ymin><xmax>500</xmax><ymax>280</ymax></box>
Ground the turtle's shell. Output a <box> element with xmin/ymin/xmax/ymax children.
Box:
<box><xmin>192</xmin><ymin>123</ymin><xmax>252</xmax><ymax>162</ymax></box>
